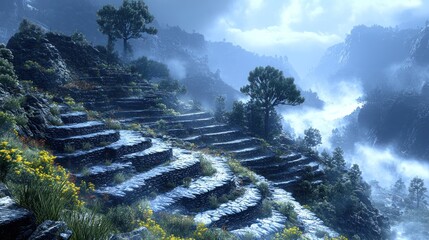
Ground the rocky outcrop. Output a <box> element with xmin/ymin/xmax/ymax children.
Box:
<box><xmin>110</xmin><ymin>227</ymin><xmax>150</xmax><ymax>240</ymax></box>
<box><xmin>29</xmin><ymin>220</ymin><xmax>72</xmax><ymax>240</ymax></box>
<box><xmin>7</xmin><ymin>21</ymin><xmax>72</xmax><ymax>90</ymax></box>
<box><xmin>0</xmin><ymin>184</ymin><xmax>36</xmax><ymax>240</ymax></box>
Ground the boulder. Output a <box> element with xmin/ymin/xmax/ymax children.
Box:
<box><xmin>109</xmin><ymin>227</ymin><xmax>150</xmax><ymax>240</ymax></box>
<box><xmin>0</xmin><ymin>184</ymin><xmax>36</xmax><ymax>240</ymax></box>
<box><xmin>29</xmin><ymin>220</ymin><xmax>72</xmax><ymax>240</ymax></box>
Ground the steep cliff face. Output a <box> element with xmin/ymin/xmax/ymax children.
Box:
<box><xmin>410</xmin><ymin>25</ymin><xmax>429</xmax><ymax>65</ymax></box>
<box><xmin>312</xmin><ymin>25</ymin><xmax>418</xmax><ymax>92</ymax></box>
<box><xmin>322</xmin><ymin>24</ymin><xmax>429</xmax><ymax>160</ymax></box>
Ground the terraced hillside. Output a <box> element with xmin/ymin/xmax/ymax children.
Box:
<box><xmin>39</xmin><ymin>76</ymin><xmax>339</xmax><ymax>239</ymax></box>
<box><xmin>116</xmin><ymin>108</ymin><xmax>325</xmax><ymax>193</ymax></box>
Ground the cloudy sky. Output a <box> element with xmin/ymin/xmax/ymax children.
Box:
<box><xmin>144</xmin><ymin>0</ymin><xmax>429</xmax><ymax>76</ymax></box>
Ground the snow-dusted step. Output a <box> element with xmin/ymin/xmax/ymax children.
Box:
<box><xmin>231</xmin><ymin>147</ymin><xmax>266</xmax><ymax>160</ymax></box>
<box><xmin>172</xmin><ymin>112</ymin><xmax>212</xmax><ymax>121</ymax></box>
<box><xmin>191</xmin><ymin>124</ymin><xmax>232</xmax><ymax>135</ymax></box>
<box><xmin>47</xmin><ymin>130</ymin><xmax>120</xmax><ymax>151</ymax></box>
<box><xmin>211</xmin><ymin>138</ymin><xmax>261</xmax><ymax>151</ymax></box>
<box><xmin>47</xmin><ymin>121</ymin><xmax>105</xmax><ymax>138</ymax></box>
<box><xmin>150</xmin><ymin>154</ymin><xmax>234</xmax><ymax>212</ymax></box>
<box><xmin>201</xmin><ymin>130</ymin><xmax>244</xmax><ymax>144</ymax></box>
<box><xmin>75</xmin><ymin>162</ymin><xmax>135</xmax><ymax>187</ymax></box>
<box><xmin>231</xmin><ymin>210</ymin><xmax>287</xmax><ymax>239</ymax></box>
<box><xmin>60</xmin><ymin>111</ymin><xmax>88</xmax><ymax>124</ymax></box>
<box><xmin>56</xmin><ymin>131</ymin><xmax>151</xmax><ymax>169</ymax></box>
<box><xmin>120</xmin><ymin>138</ymin><xmax>173</xmax><ymax>172</ymax></box>
<box><xmin>96</xmin><ymin>149</ymin><xmax>201</xmax><ymax>206</ymax></box>
<box><xmin>194</xmin><ymin>186</ymin><xmax>262</xmax><ymax>229</ymax></box>
<box><xmin>114</xmin><ymin>109</ymin><xmax>165</xmax><ymax>118</ymax></box>
<box><xmin>251</xmin><ymin>156</ymin><xmax>313</xmax><ymax>175</ymax></box>
<box><xmin>120</xmin><ymin>115</ymin><xmax>168</xmax><ymax>124</ymax></box>
<box><xmin>170</xmin><ymin>118</ymin><xmax>216</xmax><ymax>128</ymax></box>
<box><xmin>114</xmin><ymin>97</ymin><xmax>158</xmax><ymax>110</ymax></box>
<box><xmin>272</xmin><ymin>188</ymin><xmax>338</xmax><ymax>239</ymax></box>
<box><xmin>239</xmin><ymin>153</ymin><xmax>277</xmax><ymax>167</ymax></box>
<box><xmin>105</xmin><ymin>131</ymin><xmax>152</xmax><ymax>158</ymax></box>
<box><xmin>265</xmin><ymin>162</ymin><xmax>320</xmax><ymax>181</ymax></box>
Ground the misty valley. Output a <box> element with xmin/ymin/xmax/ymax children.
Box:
<box><xmin>0</xmin><ymin>1</ymin><xmax>429</xmax><ymax>240</ymax></box>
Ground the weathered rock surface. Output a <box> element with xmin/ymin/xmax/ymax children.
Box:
<box><xmin>0</xmin><ymin>184</ymin><xmax>36</xmax><ymax>240</ymax></box>
<box><xmin>109</xmin><ymin>227</ymin><xmax>150</xmax><ymax>240</ymax></box>
<box><xmin>29</xmin><ymin>220</ymin><xmax>72</xmax><ymax>240</ymax></box>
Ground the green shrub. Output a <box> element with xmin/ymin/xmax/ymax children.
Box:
<box><xmin>208</xmin><ymin>194</ymin><xmax>219</xmax><ymax>209</ymax></box>
<box><xmin>183</xmin><ymin>177</ymin><xmax>192</xmax><ymax>188</ymax></box>
<box><xmin>62</xmin><ymin>210</ymin><xmax>112</xmax><ymax>240</ymax></box>
<box><xmin>105</xmin><ymin>119</ymin><xmax>121</xmax><ymax>130</ymax></box>
<box><xmin>130</xmin><ymin>56</ymin><xmax>170</xmax><ymax>80</ymax></box>
<box><xmin>260</xmin><ymin>199</ymin><xmax>273</xmax><ymax>218</ymax></box>
<box><xmin>113</xmin><ymin>172</ymin><xmax>127</xmax><ymax>184</ymax></box>
<box><xmin>200</xmin><ymin>156</ymin><xmax>216</xmax><ymax>176</ymax></box>
<box><xmin>274</xmin><ymin>226</ymin><xmax>303</xmax><ymax>240</ymax></box>
<box><xmin>50</xmin><ymin>105</ymin><xmax>61</xmax><ymax>116</ymax></box>
<box><xmin>3</xmin><ymin>96</ymin><xmax>24</xmax><ymax>111</ymax></box>
<box><xmin>277</xmin><ymin>202</ymin><xmax>298</xmax><ymax>225</ymax></box>
<box><xmin>64</xmin><ymin>144</ymin><xmax>75</xmax><ymax>153</ymax></box>
<box><xmin>228</xmin><ymin>160</ymin><xmax>257</xmax><ymax>183</ymax></box>
<box><xmin>10</xmin><ymin>179</ymin><xmax>74</xmax><ymax>224</ymax></box>
<box><xmin>257</xmin><ymin>182</ymin><xmax>271</xmax><ymax>198</ymax></box>
<box><xmin>81</xmin><ymin>142</ymin><xmax>93</xmax><ymax>151</ymax></box>
<box><xmin>107</xmin><ymin>205</ymin><xmax>136</xmax><ymax>232</ymax></box>
<box><xmin>156</xmin><ymin>212</ymin><xmax>195</xmax><ymax>238</ymax></box>
<box><xmin>0</xmin><ymin>111</ymin><xmax>16</xmax><ymax>134</ymax></box>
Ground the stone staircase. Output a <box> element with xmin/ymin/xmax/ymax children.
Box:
<box><xmin>46</xmin><ymin>109</ymin><xmax>292</xmax><ymax>238</ymax></box>
<box><xmin>114</xmin><ymin>107</ymin><xmax>324</xmax><ymax>192</ymax></box>
<box><xmin>42</xmin><ymin>76</ymin><xmax>337</xmax><ymax>239</ymax></box>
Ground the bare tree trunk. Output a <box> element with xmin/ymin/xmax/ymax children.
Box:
<box><xmin>107</xmin><ymin>35</ymin><xmax>114</xmax><ymax>53</ymax></box>
<box><xmin>123</xmin><ymin>38</ymin><xmax>128</xmax><ymax>60</ymax></box>
<box><xmin>264</xmin><ymin>107</ymin><xmax>270</xmax><ymax>139</ymax></box>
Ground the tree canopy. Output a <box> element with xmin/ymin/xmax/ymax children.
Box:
<box><xmin>241</xmin><ymin>66</ymin><xmax>304</xmax><ymax>138</ymax></box>
<box><xmin>97</xmin><ymin>0</ymin><xmax>157</xmax><ymax>59</ymax></box>
<box><xmin>408</xmin><ymin>177</ymin><xmax>427</xmax><ymax>208</ymax></box>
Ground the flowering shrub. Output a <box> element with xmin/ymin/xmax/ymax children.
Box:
<box><xmin>0</xmin><ymin>141</ymin><xmax>83</xmax><ymax>223</ymax></box>
<box><xmin>274</xmin><ymin>226</ymin><xmax>303</xmax><ymax>240</ymax></box>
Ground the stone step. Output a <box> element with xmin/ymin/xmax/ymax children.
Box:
<box><xmin>271</xmin><ymin>188</ymin><xmax>338</xmax><ymax>238</ymax></box>
<box><xmin>279</xmin><ymin>153</ymin><xmax>302</xmax><ymax>162</ymax></box>
<box><xmin>264</xmin><ymin>162</ymin><xmax>320</xmax><ymax>181</ymax></box>
<box><xmin>47</xmin><ymin>121</ymin><xmax>106</xmax><ymax>138</ymax></box>
<box><xmin>150</xmin><ymin>155</ymin><xmax>235</xmax><ymax>212</ymax></box>
<box><xmin>120</xmin><ymin>139</ymin><xmax>173</xmax><ymax>172</ymax></box>
<box><xmin>96</xmin><ymin>149</ymin><xmax>201</xmax><ymax>206</ymax></box>
<box><xmin>167</xmin><ymin>128</ymin><xmax>189</xmax><ymax>138</ymax></box>
<box><xmin>75</xmin><ymin>162</ymin><xmax>135</xmax><ymax>187</ymax></box>
<box><xmin>230</xmin><ymin>147</ymin><xmax>266</xmax><ymax>160</ymax></box>
<box><xmin>231</xmin><ymin>210</ymin><xmax>287</xmax><ymax>239</ymax></box>
<box><xmin>170</xmin><ymin>118</ymin><xmax>216</xmax><ymax>129</ymax></box>
<box><xmin>114</xmin><ymin>98</ymin><xmax>159</xmax><ymax>110</ymax></box>
<box><xmin>250</xmin><ymin>156</ymin><xmax>313</xmax><ymax>175</ymax></box>
<box><xmin>47</xmin><ymin>130</ymin><xmax>120</xmax><ymax>152</ymax></box>
<box><xmin>56</xmin><ymin>131</ymin><xmax>152</xmax><ymax>170</ymax></box>
<box><xmin>120</xmin><ymin>115</ymin><xmax>169</xmax><ymax>124</ymax></box>
<box><xmin>172</xmin><ymin>112</ymin><xmax>212</xmax><ymax>121</ymax></box>
<box><xmin>60</xmin><ymin>111</ymin><xmax>88</xmax><ymax>124</ymax></box>
<box><xmin>191</xmin><ymin>124</ymin><xmax>232</xmax><ymax>135</ymax></box>
<box><xmin>211</xmin><ymin>138</ymin><xmax>262</xmax><ymax>151</ymax></box>
<box><xmin>114</xmin><ymin>109</ymin><xmax>165</xmax><ymax>118</ymax></box>
<box><xmin>201</xmin><ymin>130</ymin><xmax>244</xmax><ymax>144</ymax></box>
<box><xmin>239</xmin><ymin>153</ymin><xmax>277</xmax><ymax>167</ymax></box>
<box><xmin>194</xmin><ymin>185</ymin><xmax>262</xmax><ymax>230</ymax></box>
